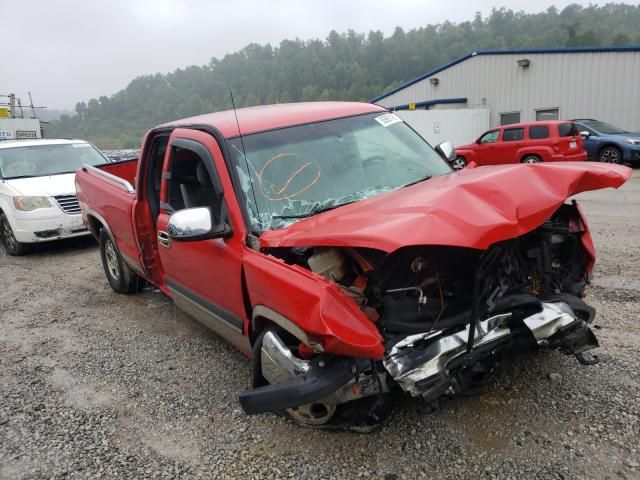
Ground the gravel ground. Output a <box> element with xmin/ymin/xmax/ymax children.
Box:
<box><xmin>1</xmin><ymin>169</ymin><xmax>639</xmax><ymax>480</ymax></box>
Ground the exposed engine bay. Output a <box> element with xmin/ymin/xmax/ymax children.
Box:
<box><xmin>241</xmin><ymin>202</ymin><xmax>601</xmax><ymax>429</ymax></box>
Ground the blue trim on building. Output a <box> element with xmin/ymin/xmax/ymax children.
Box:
<box><xmin>388</xmin><ymin>97</ymin><xmax>468</xmax><ymax>111</ymax></box>
<box><xmin>370</xmin><ymin>45</ymin><xmax>640</xmax><ymax>103</ymax></box>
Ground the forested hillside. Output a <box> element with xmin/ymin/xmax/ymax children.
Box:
<box><xmin>47</xmin><ymin>4</ymin><xmax>640</xmax><ymax>149</ymax></box>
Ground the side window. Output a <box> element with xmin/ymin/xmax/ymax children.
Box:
<box><xmin>479</xmin><ymin>130</ymin><xmax>499</xmax><ymax>144</ymax></box>
<box><xmin>529</xmin><ymin>125</ymin><xmax>550</xmax><ymax>139</ymax></box>
<box><xmin>558</xmin><ymin>122</ymin><xmax>578</xmax><ymax>137</ymax></box>
<box><xmin>165</xmin><ymin>146</ymin><xmax>220</xmax><ymax>213</ymax></box>
<box><xmin>502</xmin><ymin>128</ymin><xmax>524</xmax><ymax>141</ymax></box>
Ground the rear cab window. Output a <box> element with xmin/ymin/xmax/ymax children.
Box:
<box><xmin>529</xmin><ymin>125</ymin><xmax>550</xmax><ymax>139</ymax></box>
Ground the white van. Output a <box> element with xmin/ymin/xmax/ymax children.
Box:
<box><xmin>0</xmin><ymin>139</ymin><xmax>109</xmax><ymax>255</ymax></box>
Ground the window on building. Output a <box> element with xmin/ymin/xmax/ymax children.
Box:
<box><xmin>502</xmin><ymin>128</ymin><xmax>524</xmax><ymax>141</ymax></box>
<box><xmin>500</xmin><ymin>112</ymin><xmax>521</xmax><ymax>125</ymax></box>
<box><xmin>529</xmin><ymin>125</ymin><xmax>550</xmax><ymax>139</ymax></box>
<box><xmin>558</xmin><ymin>122</ymin><xmax>579</xmax><ymax>137</ymax></box>
<box><xmin>536</xmin><ymin>108</ymin><xmax>559</xmax><ymax>121</ymax></box>
<box><xmin>479</xmin><ymin>130</ymin><xmax>499</xmax><ymax>144</ymax></box>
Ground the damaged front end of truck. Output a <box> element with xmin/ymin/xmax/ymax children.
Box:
<box><xmin>241</xmin><ymin>201</ymin><xmax>602</xmax><ymax>430</ymax></box>
<box><xmin>231</xmin><ymin>112</ymin><xmax>631</xmax><ymax>430</ymax></box>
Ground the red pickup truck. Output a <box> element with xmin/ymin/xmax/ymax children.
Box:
<box><xmin>75</xmin><ymin>102</ymin><xmax>630</xmax><ymax>431</ymax></box>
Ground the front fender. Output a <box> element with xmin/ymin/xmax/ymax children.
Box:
<box><xmin>243</xmin><ymin>249</ymin><xmax>384</xmax><ymax>360</ymax></box>
<box><xmin>455</xmin><ymin>148</ymin><xmax>476</xmax><ymax>162</ymax></box>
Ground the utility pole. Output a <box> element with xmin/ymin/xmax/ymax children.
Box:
<box><xmin>9</xmin><ymin>93</ymin><xmax>16</xmax><ymax>118</ymax></box>
<box><xmin>28</xmin><ymin>92</ymin><xmax>37</xmax><ymax>119</ymax></box>
<box><xmin>17</xmin><ymin>98</ymin><xmax>25</xmax><ymax>118</ymax></box>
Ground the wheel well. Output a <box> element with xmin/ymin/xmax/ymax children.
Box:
<box><xmin>520</xmin><ymin>153</ymin><xmax>541</xmax><ymax>162</ymax></box>
<box><xmin>86</xmin><ymin>214</ymin><xmax>104</xmax><ymax>240</ymax></box>
<box><xmin>251</xmin><ymin>309</ymin><xmax>313</xmax><ymax>349</ymax></box>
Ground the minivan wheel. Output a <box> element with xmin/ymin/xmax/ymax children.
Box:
<box><xmin>0</xmin><ymin>213</ymin><xmax>28</xmax><ymax>256</ymax></box>
<box><xmin>522</xmin><ymin>155</ymin><xmax>542</xmax><ymax>164</ymax></box>
<box><xmin>99</xmin><ymin>229</ymin><xmax>139</xmax><ymax>293</ymax></box>
<box><xmin>451</xmin><ymin>157</ymin><xmax>467</xmax><ymax>170</ymax></box>
<box><xmin>599</xmin><ymin>146</ymin><xmax>622</xmax><ymax>164</ymax></box>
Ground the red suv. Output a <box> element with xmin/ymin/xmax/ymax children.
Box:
<box><xmin>453</xmin><ymin>121</ymin><xmax>587</xmax><ymax>169</ymax></box>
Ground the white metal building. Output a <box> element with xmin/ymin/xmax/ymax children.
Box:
<box><xmin>372</xmin><ymin>46</ymin><xmax>640</xmax><ymax>136</ymax></box>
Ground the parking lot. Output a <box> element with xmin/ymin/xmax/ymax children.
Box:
<box><xmin>1</xmin><ymin>169</ymin><xmax>639</xmax><ymax>480</ymax></box>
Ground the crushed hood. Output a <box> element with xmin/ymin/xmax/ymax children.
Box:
<box><xmin>260</xmin><ymin>162</ymin><xmax>631</xmax><ymax>252</ymax></box>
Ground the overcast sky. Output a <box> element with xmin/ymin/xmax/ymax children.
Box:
<box><xmin>3</xmin><ymin>0</ymin><xmax>621</xmax><ymax>109</ymax></box>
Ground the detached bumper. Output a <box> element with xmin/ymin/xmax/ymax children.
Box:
<box><xmin>10</xmin><ymin>210</ymin><xmax>89</xmax><ymax>243</ymax></box>
<box><xmin>383</xmin><ymin>301</ymin><xmax>598</xmax><ymax>401</ymax></box>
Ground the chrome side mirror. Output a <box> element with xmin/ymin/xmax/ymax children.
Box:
<box><xmin>579</xmin><ymin>130</ymin><xmax>590</xmax><ymax>138</ymax></box>
<box><xmin>168</xmin><ymin>207</ymin><xmax>231</xmax><ymax>241</ymax></box>
<box><xmin>435</xmin><ymin>141</ymin><xmax>456</xmax><ymax>161</ymax></box>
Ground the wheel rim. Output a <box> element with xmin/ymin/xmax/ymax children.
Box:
<box><xmin>600</xmin><ymin>148</ymin><xmax>619</xmax><ymax>163</ymax></box>
<box><xmin>2</xmin><ymin>218</ymin><xmax>16</xmax><ymax>251</ymax></box>
<box><xmin>105</xmin><ymin>240</ymin><xmax>120</xmax><ymax>280</ymax></box>
<box><xmin>524</xmin><ymin>157</ymin><xmax>539</xmax><ymax>164</ymax></box>
<box><xmin>287</xmin><ymin>402</ymin><xmax>336</xmax><ymax>425</ymax></box>
<box><xmin>452</xmin><ymin>158</ymin><xmax>466</xmax><ymax>170</ymax></box>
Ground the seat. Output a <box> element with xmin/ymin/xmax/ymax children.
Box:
<box><xmin>181</xmin><ymin>162</ymin><xmax>217</xmax><ymax>208</ymax></box>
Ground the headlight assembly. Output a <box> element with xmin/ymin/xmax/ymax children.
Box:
<box><xmin>13</xmin><ymin>196</ymin><xmax>52</xmax><ymax>211</ymax></box>
<box><xmin>624</xmin><ymin>138</ymin><xmax>640</xmax><ymax>145</ymax></box>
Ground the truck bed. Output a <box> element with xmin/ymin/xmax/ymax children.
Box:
<box><xmin>75</xmin><ymin>158</ymin><xmax>142</xmax><ymax>270</ymax></box>
<box><xmin>94</xmin><ymin>158</ymin><xmax>138</xmax><ymax>189</ymax></box>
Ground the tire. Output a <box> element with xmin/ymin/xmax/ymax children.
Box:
<box><xmin>521</xmin><ymin>155</ymin><xmax>542</xmax><ymax>164</ymax></box>
<box><xmin>99</xmin><ymin>229</ymin><xmax>139</xmax><ymax>294</ymax></box>
<box><xmin>451</xmin><ymin>156</ymin><xmax>467</xmax><ymax>170</ymax></box>
<box><xmin>598</xmin><ymin>146</ymin><xmax>622</xmax><ymax>164</ymax></box>
<box><xmin>252</xmin><ymin>327</ymin><xmax>337</xmax><ymax>427</ymax></box>
<box><xmin>0</xmin><ymin>212</ymin><xmax>28</xmax><ymax>256</ymax></box>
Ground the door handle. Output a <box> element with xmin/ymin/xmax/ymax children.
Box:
<box><xmin>157</xmin><ymin>231</ymin><xmax>171</xmax><ymax>248</ymax></box>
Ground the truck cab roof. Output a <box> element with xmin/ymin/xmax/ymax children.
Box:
<box><xmin>160</xmin><ymin>101</ymin><xmax>386</xmax><ymax>138</ymax></box>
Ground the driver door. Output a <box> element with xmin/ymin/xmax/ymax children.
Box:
<box><xmin>474</xmin><ymin>130</ymin><xmax>500</xmax><ymax>165</ymax></box>
<box><xmin>156</xmin><ymin>128</ymin><xmax>250</xmax><ymax>353</ymax></box>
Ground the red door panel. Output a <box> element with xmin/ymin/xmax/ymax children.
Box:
<box><xmin>155</xmin><ymin>128</ymin><xmax>250</xmax><ymax>351</ymax></box>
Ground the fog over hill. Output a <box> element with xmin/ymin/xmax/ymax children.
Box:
<box><xmin>45</xmin><ymin>4</ymin><xmax>640</xmax><ymax>149</ymax></box>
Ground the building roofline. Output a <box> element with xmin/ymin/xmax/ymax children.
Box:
<box><xmin>370</xmin><ymin>45</ymin><xmax>640</xmax><ymax>103</ymax></box>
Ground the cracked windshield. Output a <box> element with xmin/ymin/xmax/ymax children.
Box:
<box><xmin>230</xmin><ymin>112</ymin><xmax>451</xmax><ymax>231</ymax></box>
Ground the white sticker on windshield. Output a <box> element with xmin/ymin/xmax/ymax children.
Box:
<box><xmin>72</xmin><ymin>143</ymin><xmax>91</xmax><ymax>148</ymax></box>
<box><xmin>374</xmin><ymin>113</ymin><xmax>402</xmax><ymax>127</ymax></box>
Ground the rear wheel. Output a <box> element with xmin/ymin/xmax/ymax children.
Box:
<box><xmin>99</xmin><ymin>229</ymin><xmax>139</xmax><ymax>293</ymax></box>
<box><xmin>451</xmin><ymin>156</ymin><xmax>467</xmax><ymax>170</ymax></box>
<box><xmin>0</xmin><ymin>213</ymin><xmax>28</xmax><ymax>256</ymax></box>
<box><xmin>598</xmin><ymin>146</ymin><xmax>622</xmax><ymax>164</ymax></box>
<box><xmin>521</xmin><ymin>155</ymin><xmax>541</xmax><ymax>164</ymax></box>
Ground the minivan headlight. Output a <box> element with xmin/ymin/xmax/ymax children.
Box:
<box><xmin>13</xmin><ymin>196</ymin><xmax>52</xmax><ymax>211</ymax></box>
